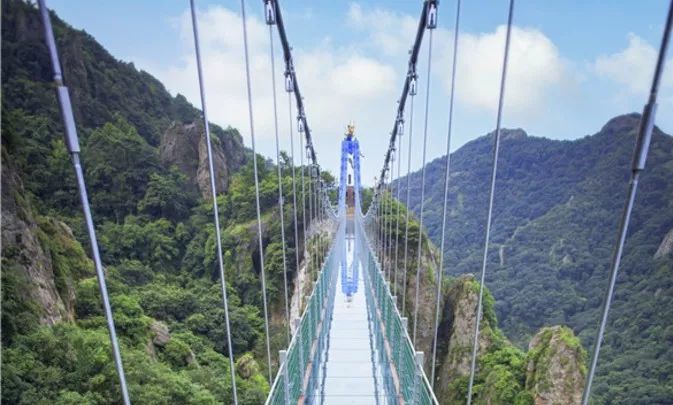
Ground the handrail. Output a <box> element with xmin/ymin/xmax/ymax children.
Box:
<box><xmin>357</xmin><ymin>215</ymin><xmax>439</xmax><ymax>404</ymax></box>
<box><xmin>265</xmin><ymin>221</ymin><xmax>342</xmax><ymax>404</ymax></box>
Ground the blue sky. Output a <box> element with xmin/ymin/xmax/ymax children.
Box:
<box><xmin>48</xmin><ymin>0</ymin><xmax>672</xmax><ymax>184</ymax></box>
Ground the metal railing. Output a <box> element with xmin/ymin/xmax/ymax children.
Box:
<box><xmin>358</xmin><ymin>214</ymin><xmax>438</xmax><ymax>405</ymax></box>
<box><xmin>265</xmin><ymin>222</ymin><xmax>342</xmax><ymax>404</ymax></box>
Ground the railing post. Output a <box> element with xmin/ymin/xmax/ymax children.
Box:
<box><xmin>280</xmin><ymin>350</ymin><xmax>290</xmax><ymax>405</ymax></box>
<box><xmin>412</xmin><ymin>351</ymin><xmax>424</xmax><ymax>404</ymax></box>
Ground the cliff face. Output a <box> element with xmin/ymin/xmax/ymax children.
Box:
<box><xmin>426</xmin><ymin>275</ymin><xmax>586</xmax><ymax>405</ymax></box>
<box><xmin>159</xmin><ymin>121</ymin><xmax>239</xmax><ymax>198</ymax></box>
<box><xmin>388</xmin><ymin>202</ymin><xmax>586</xmax><ymax>404</ymax></box>
<box><xmin>433</xmin><ymin>276</ymin><xmax>497</xmax><ymax>399</ymax></box>
<box><xmin>1</xmin><ymin>152</ymin><xmax>92</xmax><ymax>335</ymax></box>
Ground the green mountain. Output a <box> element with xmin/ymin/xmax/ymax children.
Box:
<box><xmin>3</xmin><ymin>0</ymin><xmax>670</xmax><ymax>403</ymax></box>
<box><xmin>397</xmin><ymin>114</ymin><xmax>673</xmax><ymax>403</ymax></box>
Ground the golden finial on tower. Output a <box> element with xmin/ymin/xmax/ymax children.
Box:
<box><xmin>346</xmin><ymin>121</ymin><xmax>355</xmax><ymax>137</ymax></box>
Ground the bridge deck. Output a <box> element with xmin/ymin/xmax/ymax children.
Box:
<box><xmin>306</xmin><ymin>228</ymin><xmax>388</xmax><ymax>404</ymax></box>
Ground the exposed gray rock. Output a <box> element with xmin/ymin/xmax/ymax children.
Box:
<box><xmin>654</xmin><ymin>228</ymin><xmax>673</xmax><ymax>259</ymax></box>
<box><xmin>159</xmin><ymin>121</ymin><xmax>233</xmax><ymax>199</ymax></box>
<box><xmin>434</xmin><ymin>275</ymin><xmax>495</xmax><ymax>401</ymax></box>
<box><xmin>150</xmin><ymin>320</ymin><xmax>171</xmax><ymax>347</ymax></box>
<box><xmin>526</xmin><ymin>326</ymin><xmax>586</xmax><ymax>405</ymax></box>
<box><xmin>1</xmin><ymin>154</ymin><xmax>75</xmax><ymax>325</ymax></box>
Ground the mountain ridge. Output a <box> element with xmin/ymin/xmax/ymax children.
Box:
<box><xmin>396</xmin><ymin>112</ymin><xmax>673</xmax><ymax>403</ymax></box>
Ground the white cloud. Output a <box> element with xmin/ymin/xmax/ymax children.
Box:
<box><xmin>347</xmin><ymin>3</ymin><xmax>418</xmax><ymax>57</ymax></box>
<box><xmin>447</xmin><ymin>25</ymin><xmax>570</xmax><ymax>114</ymax></box>
<box><xmin>594</xmin><ymin>33</ymin><xmax>672</xmax><ymax>96</ymax></box>
<box><xmin>347</xmin><ymin>3</ymin><xmax>574</xmax><ymax>115</ymax></box>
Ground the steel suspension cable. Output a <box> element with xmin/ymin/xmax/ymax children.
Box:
<box><xmin>387</xmin><ymin>153</ymin><xmax>396</xmax><ymax>282</ymax></box>
<box><xmin>431</xmin><ymin>0</ymin><xmax>461</xmax><ymax>386</ymax></box>
<box><xmin>266</xmin><ymin>22</ymin><xmax>291</xmax><ymax>344</ymax></box>
<box><xmin>38</xmin><ymin>2</ymin><xmax>130</xmax><ymax>403</ymax></box>
<box><xmin>581</xmin><ymin>2</ymin><xmax>673</xmax><ymax>403</ymax></box>
<box><xmin>466</xmin><ymin>1</ymin><xmax>514</xmax><ymax>402</ymax></box>
<box><xmin>239</xmin><ymin>0</ymin><xmax>272</xmax><ymax>382</ymax></box>
<box><xmin>188</xmin><ymin>1</ymin><xmax>239</xmax><ymax>402</ymax></box>
<box><xmin>382</xmin><ymin>172</ymin><xmax>389</xmax><ymax>266</ymax></box>
<box><xmin>402</xmin><ymin>95</ymin><xmax>416</xmax><ymax>316</ymax></box>
<box><xmin>287</xmin><ymin>94</ymin><xmax>302</xmax><ymax>317</ymax></box>
<box><xmin>299</xmin><ymin>121</ymin><xmax>308</xmax><ymax>282</ymax></box>
<box><xmin>413</xmin><ymin>29</ymin><xmax>435</xmax><ymax>346</ymax></box>
<box><xmin>307</xmin><ymin>158</ymin><xmax>314</xmax><ymax>276</ymax></box>
<box><xmin>393</xmin><ymin>123</ymin><xmax>404</xmax><ymax>299</ymax></box>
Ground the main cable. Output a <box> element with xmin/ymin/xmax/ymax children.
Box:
<box><xmin>239</xmin><ymin>0</ymin><xmax>273</xmax><ymax>382</ymax></box>
<box><xmin>38</xmin><ymin>1</ymin><xmax>130</xmax><ymax>403</ymax></box>
<box><xmin>431</xmin><ymin>0</ymin><xmax>461</xmax><ymax>386</ymax></box>
<box><xmin>581</xmin><ymin>2</ymin><xmax>673</xmax><ymax>403</ymax></box>
<box><xmin>413</xmin><ymin>28</ymin><xmax>434</xmax><ymax>346</ymax></box>
<box><xmin>189</xmin><ymin>1</ymin><xmax>239</xmax><ymax>402</ymax></box>
<box><xmin>466</xmin><ymin>1</ymin><xmax>514</xmax><ymax>402</ymax></box>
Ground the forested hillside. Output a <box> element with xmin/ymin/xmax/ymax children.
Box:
<box><xmin>2</xmin><ymin>1</ymin><xmax>310</xmax><ymax>402</ymax></box>
<box><xmin>397</xmin><ymin>114</ymin><xmax>673</xmax><ymax>403</ymax></box>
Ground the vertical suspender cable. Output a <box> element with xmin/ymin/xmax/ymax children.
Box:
<box><xmin>431</xmin><ymin>0</ymin><xmax>461</xmax><ymax>386</ymax></box>
<box><xmin>412</xmin><ymin>28</ymin><xmax>434</xmax><ymax>346</ymax></box>
<box><xmin>299</xmin><ymin>121</ymin><xmax>308</xmax><ymax>282</ymax></box>
<box><xmin>466</xmin><ymin>1</ymin><xmax>514</xmax><ymax>402</ymax></box>
<box><xmin>266</xmin><ymin>24</ymin><xmax>291</xmax><ymax>344</ymax></box>
<box><xmin>401</xmin><ymin>95</ymin><xmax>416</xmax><ymax>316</ymax></box>
<box><xmin>382</xmin><ymin>169</ymin><xmax>389</xmax><ymax>279</ymax></box>
<box><xmin>581</xmin><ymin>3</ymin><xmax>673</xmax><ymax>403</ymax></box>
<box><xmin>385</xmin><ymin>168</ymin><xmax>392</xmax><ymax>280</ymax></box>
<box><xmin>37</xmin><ymin>2</ymin><xmax>130</xmax><ymax>403</ymax></box>
<box><xmin>307</xmin><ymin>160</ymin><xmax>314</xmax><ymax>275</ymax></box>
<box><xmin>288</xmin><ymin>94</ymin><xmax>302</xmax><ymax>316</ymax></box>
<box><xmin>189</xmin><ymin>2</ymin><xmax>239</xmax><ymax>402</ymax></box>
<box><xmin>317</xmin><ymin>171</ymin><xmax>322</xmax><ymax>266</ymax></box>
<box><xmin>393</xmin><ymin>125</ymin><xmax>404</xmax><ymax>299</ymax></box>
<box><xmin>387</xmin><ymin>153</ymin><xmax>396</xmax><ymax>282</ymax></box>
<box><xmin>239</xmin><ymin>0</ymin><xmax>273</xmax><ymax>382</ymax></box>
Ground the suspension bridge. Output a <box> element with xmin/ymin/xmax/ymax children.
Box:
<box><xmin>36</xmin><ymin>0</ymin><xmax>672</xmax><ymax>403</ymax></box>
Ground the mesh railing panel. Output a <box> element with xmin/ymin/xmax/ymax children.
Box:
<box><xmin>265</xmin><ymin>227</ymin><xmax>341</xmax><ymax>405</ymax></box>
<box><xmin>358</xmin><ymin>214</ymin><xmax>438</xmax><ymax>405</ymax></box>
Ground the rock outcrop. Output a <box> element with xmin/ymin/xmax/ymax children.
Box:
<box><xmin>525</xmin><ymin>326</ymin><xmax>586</xmax><ymax>405</ymax></box>
<box><xmin>1</xmin><ymin>152</ymin><xmax>90</xmax><ymax>328</ymax></box>
<box><xmin>433</xmin><ymin>275</ymin><xmax>499</xmax><ymax>402</ymax></box>
<box><xmin>159</xmin><ymin>121</ymin><xmax>244</xmax><ymax>199</ymax></box>
<box><xmin>150</xmin><ymin>320</ymin><xmax>171</xmax><ymax>346</ymax></box>
<box><xmin>654</xmin><ymin>228</ymin><xmax>673</xmax><ymax>259</ymax></box>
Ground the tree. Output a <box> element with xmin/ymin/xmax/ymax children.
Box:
<box><xmin>84</xmin><ymin>117</ymin><xmax>158</xmax><ymax>222</ymax></box>
<box><xmin>138</xmin><ymin>169</ymin><xmax>197</xmax><ymax>221</ymax></box>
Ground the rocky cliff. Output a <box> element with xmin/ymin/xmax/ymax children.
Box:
<box><xmin>526</xmin><ymin>326</ymin><xmax>586</xmax><ymax>405</ymax></box>
<box><xmin>388</xmin><ymin>198</ymin><xmax>587</xmax><ymax>404</ymax></box>
<box><xmin>159</xmin><ymin>121</ymin><xmax>240</xmax><ymax>198</ymax></box>
<box><xmin>1</xmin><ymin>150</ymin><xmax>93</xmax><ymax>337</ymax></box>
<box><xmin>429</xmin><ymin>275</ymin><xmax>586</xmax><ymax>405</ymax></box>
